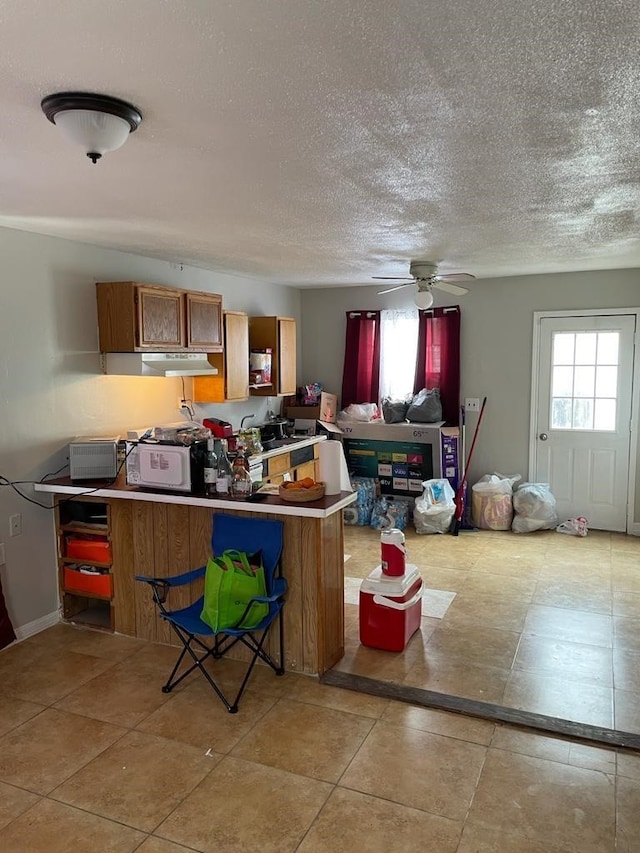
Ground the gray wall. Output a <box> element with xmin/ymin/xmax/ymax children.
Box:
<box><xmin>300</xmin><ymin>269</ymin><xmax>640</xmax><ymax>509</ymax></box>
<box><xmin>0</xmin><ymin>226</ymin><xmax>300</xmax><ymax>633</ymax></box>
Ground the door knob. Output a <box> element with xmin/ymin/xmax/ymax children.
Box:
<box><xmin>539</xmin><ymin>432</ymin><xmax>548</xmax><ymax>441</ymax></box>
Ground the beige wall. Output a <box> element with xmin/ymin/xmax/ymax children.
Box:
<box><xmin>299</xmin><ymin>269</ymin><xmax>640</xmax><ymax>519</ymax></box>
<box><xmin>0</xmin><ymin>226</ymin><xmax>300</xmax><ymax>633</ymax></box>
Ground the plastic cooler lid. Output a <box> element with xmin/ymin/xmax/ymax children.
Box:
<box><xmin>360</xmin><ymin>564</ymin><xmax>421</xmax><ymax>596</ymax></box>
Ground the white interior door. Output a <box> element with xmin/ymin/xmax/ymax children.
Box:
<box><xmin>532</xmin><ymin>314</ymin><xmax>635</xmax><ymax>531</ymax></box>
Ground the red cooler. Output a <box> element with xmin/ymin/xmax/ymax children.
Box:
<box><xmin>359</xmin><ymin>564</ymin><xmax>423</xmax><ymax>652</ymax></box>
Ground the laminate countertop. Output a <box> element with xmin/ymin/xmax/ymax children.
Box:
<box><xmin>35</xmin><ymin>476</ymin><xmax>356</xmax><ymax>519</ymax></box>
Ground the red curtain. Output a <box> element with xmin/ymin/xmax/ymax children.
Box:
<box><xmin>341</xmin><ymin>311</ymin><xmax>381</xmax><ymax>409</ymax></box>
<box><xmin>0</xmin><ymin>577</ymin><xmax>15</xmax><ymax>650</ymax></box>
<box><xmin>414</xmin><ymin>306</ymin><xmax>461</xmax><ymax>426</ymax></box>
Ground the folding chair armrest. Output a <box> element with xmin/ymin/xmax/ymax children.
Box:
<box><xmin>252</xmin><ymin>577</ymin><xmax>287</xmax><ymax>604</ymax></box>
<box><xmin>135</xmin><ymin>566</ymin><xmax>206</xmax><ymax>587</ymax></box>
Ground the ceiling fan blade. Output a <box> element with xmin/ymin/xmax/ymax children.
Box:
<box><xmin>377</xmin><ymin>282</ymin><xmax>414</xmax><ymax>295</ymax></box>
<box><xmin>433</xmin><ymin>273</ymin><xmax>476</xmax><ymax>283</ymax></box>
<box><xmin>433</xmin><ymin>281</ymin><xmax>469</xmax><ymax>296</ymax></box>
<box><xmin>372</xmin><ymin>276</ymin><xmax>414</xmax><ymax>281</ymax></box>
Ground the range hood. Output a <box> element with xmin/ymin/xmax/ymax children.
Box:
<box><xmin>101</xmin><ymin>352</ymin><xmax>219</xmax><ymax>377</ymax></box>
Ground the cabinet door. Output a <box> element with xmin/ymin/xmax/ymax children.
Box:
<box><xmin>278</xmin><ymin>317</ymin><xmax>297</xmax><ymax>395</ymax></box>
<box><xmin>224</xmin><ymin>311</ymin><xmax>249</xmax><ymax>399</ymax></box>
<box><xmin>185</xmin><ymin>292</ymin><xmax>223</xmax><ymax>351</ymax></box>
<box><xmin>192</xmin><ymin>311</ymin><xmax>248</xmax><ymax>403</ymax></box>
<box><xmin>137</xmin><ymin>285</ymin><xmax>184</xmax><ymax>349</ymax></box>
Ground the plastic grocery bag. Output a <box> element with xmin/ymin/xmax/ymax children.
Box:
<box><xmin>381</xmin><ymin>397</ymin><xmax>410</xmax><ymax>424</ymax></box>
<box><xmin>556</xmin><ymin>517</ymin><xmax>589</xmax><ymax>537</ymax></box>
<box><xmin>414</xmin><ymin>478</ymin><xmax>455</xmax><ymax>534</ymax></box>
<box><xmin>338</xmin><ymin>403</ymin><xmax>381</xmax><ymax>422</ymax></box>
<box><xmin>406</xmin><ymin>388</ymin><xmax>443</xmax><ymax>423</ymax></box>
<box><xmin>472</xmin><ymin>473</ymin><xmax>521</xmax><ymax>531</ymax></box>
<box><xmin>512</xmin><ymin>483</ymin><xmax>558</xmax><ymax>533</ymax></box>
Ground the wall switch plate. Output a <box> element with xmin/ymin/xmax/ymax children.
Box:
<box><xmin>0</xmin><ymin>543</ymin><xmax>4</xmax><ymax>565</ymax></box>
<box><xmin>9</xmin><ymin>513</ymin><xmax>22</xmax><ymax>537</ymax></box>
<box><xmin>465</xmin><ymin>398</ymin><xmax>481</xmax><ymax>412</ymax></box>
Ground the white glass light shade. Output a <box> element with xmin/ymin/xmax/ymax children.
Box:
<box><xmin>414</xmin><ymin>289</ymin><xmax>434</xmax><ymax>309</ymax></box>
<box><xmin>53</xmin><ymin>109</ymin><xmax>131</xmax><ymax>157</ymax></box>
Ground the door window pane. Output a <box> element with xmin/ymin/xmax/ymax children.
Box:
<box><xmin>552</xmin><ymin>366</ymin><xmax>574</xmax><ymax>397</ymax></box>
<box><xmin>595</xmin><ymin>365</ymin><xmax>617</xmax><ymax>397</ymax></box>
<box><xmin>575</xmin><ymin>333</ymin><xmax>597</xmax><ymax>364</ymax></box>
<box><xmin>573</xmin><ymin>398</ymin><xmax>594</xmax><ymax>429</ymax></box>
<box><xmin>551</xmin><ymin>398</ymin><xmax>572</xmax><ymax>429</ymax></box>
<box><xmin>594</xmin><ymin>398</ymin><xmax>617</xmax><ymax>430</ymax></box>
<box><xmin>597</xmin><ymin>333</ymin><xmax>619</xmax><ymax>365</ymax></box>
<box><xmin>574</xmin><ymin>366</ymin><xmax>595</xmax><ymax>397</ymax></box>
<box><xmin>553</xmin><ymin>333</ymin><xmax>575</xmax><ymax>365</ymax></box>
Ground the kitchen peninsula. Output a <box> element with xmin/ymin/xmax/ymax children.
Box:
<box><xmin>35</xmin><ymin>438</ymin><xmax>356</xmax><ymax>676</ymax></box>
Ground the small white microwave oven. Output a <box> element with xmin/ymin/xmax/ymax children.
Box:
<box><xmin>125</xmin><ymin>441</ymin><xmax>206</xmax><ymax>493</ymax></box>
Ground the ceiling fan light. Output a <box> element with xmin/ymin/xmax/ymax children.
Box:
<box><xmin>414</xmin><ymin>289</ymin><xmax>434</xmax><ymax>310</ymax></box>
<box><xmin>41</xmin><ymin>92</ymin><xmax>142</xmax><ymax>163</ymax></box>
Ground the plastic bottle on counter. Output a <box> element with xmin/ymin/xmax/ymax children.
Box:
<box><xmin>230</xmin><ymin>448</ymin><xmax>252</xmax><ymax>499</ymax></box>
<box><xmin>215</xmin><ymin>439</ymin><xmax>232</xmax><ymax>495</ymax></box>
<box><xmin>203</xmin><ymin>438</ymin><xmax>218</xmax><ymax>495</ymax></box>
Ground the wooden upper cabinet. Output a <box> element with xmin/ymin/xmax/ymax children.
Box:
<box><xmin>193</xmin><ymin>311</ymin><xmax>249</xmax><ymax>403</ymax></box>
<box><xmin>96</xmin><ymin>281</ymin><xmax>223</xmax><ymax>353</ymax></box>
<box><xmin>137</xmin><ymin>285</ymin><xmax>184</xmax><ymax>349</ymax></box>
<box><xmin>248</xmin><ymin>316</ymin><xmax>297</xmax><ymax>396</ymax></box>
<box><xmin>185</xmin><ymin>292</ymin><xmax>222</xmax><ymax>351</ymax></box>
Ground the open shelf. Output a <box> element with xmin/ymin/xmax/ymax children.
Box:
<box><xmin>62</xmin><ymin>592</ymin><xmax>113</xmax><ymax>631</ymax></box>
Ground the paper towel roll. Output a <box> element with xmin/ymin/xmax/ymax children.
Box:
<box><xmin>318</xmin><ymin>440</ymin><xmax>351</xmax><ymax>495</ymax></box>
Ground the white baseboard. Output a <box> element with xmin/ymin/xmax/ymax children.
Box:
<box><xmin>628</xmin><ymin>523</ymin><xmax>640</xmax><ymax>537</ymax></box>
<box><xmin>13</xmin><ymin>610</ymin><xmax>61</xmax><ymax>642</ymax></box>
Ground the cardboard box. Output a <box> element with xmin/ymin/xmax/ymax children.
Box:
<box><xmin>285</xmin><ymin>391</ymin><xmax>338</xmax><ymax>424</ymax></box>
<box><xmin>339</xmin><ymin>422</ymin><xmax>460</xmax><ymax>497</ymax></box>
<box><xmin>441</xmin><ymin>427</ymin><xmax>460</xmax><ymax>491</ymax></box>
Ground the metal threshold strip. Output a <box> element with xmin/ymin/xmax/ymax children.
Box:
<box><xmin>320</xmin><ymin>669</ymin><xmax>640</xmax><ymax>752</ymax></box>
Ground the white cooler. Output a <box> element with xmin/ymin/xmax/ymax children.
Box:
<box><xmin>359</xmin><ymin>564</ymin><xmax>423</xmax><ymax>652</ymax></box>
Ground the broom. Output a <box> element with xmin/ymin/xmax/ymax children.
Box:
<box><xmin>450</xmin><ymin>396</ymin><xmax>487</xmax><ymax>536</ymax></box>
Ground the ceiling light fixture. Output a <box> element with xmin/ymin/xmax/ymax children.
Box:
<box><xmin>41</xmin><ymin>91</ymin><xmax>143</xmax><ymax>163</ymax></box>
<box><xmin>414</xmin><ymin>287</ymin><xmax>434</xmax><ymax>310</ymax></box>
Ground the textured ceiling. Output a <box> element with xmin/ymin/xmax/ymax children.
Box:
<box><xmin>1</xmin><ymin>0</ymin><xmax>639</xmax><ymax>286</ymax></box>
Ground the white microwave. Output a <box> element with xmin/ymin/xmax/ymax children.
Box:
<box><xmin>125</xmin><ymin>441</ymin><xmax>206</xmax><ymax>492</ymax></box>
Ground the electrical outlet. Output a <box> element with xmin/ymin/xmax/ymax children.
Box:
<box><xmin>465</xmin><ymin>397</ymin><xmax>480</xmax><ymax>412</ymax></box>
<box><xmin>0</xmin><ymin>543</ymin><xmax>4</xmax><ymax>565</ymax></box>
<box><xmin>9</xmin><ymin>513</ymin><xmax>22</xmax><ymax>537</ymax></box>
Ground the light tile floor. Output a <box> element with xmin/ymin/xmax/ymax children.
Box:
<box><xmin>339</xmin><ymin>525</ymin><xmax>640</xmax><ymax>734</ymax></box>
<box><xmin>0</xmin><ymin>525</ymin><xmax>639</xmax><ymax>850</ymax></box>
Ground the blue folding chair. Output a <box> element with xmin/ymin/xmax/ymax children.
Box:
<box><xmin>135</xmin><ymin>513</ymin><xmax>286</xmax><ymax>713</ymax></box>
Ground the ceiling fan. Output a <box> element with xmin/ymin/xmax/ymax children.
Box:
<box><xmin>374</xmin><ymin>261</ymin><xmax>475</xmax><ymax>308</ymax></box>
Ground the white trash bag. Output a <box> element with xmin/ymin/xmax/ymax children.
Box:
<box><xmin>512</xmin><ymin>483</ymin><xmax>558</xmax><ymax>533</ymax></box>
<box><xmin>471</xmin><ymin>473</ymin><xmax>521</xmax><ymax>531</ymax></box>
<box><xmin>414</xmin><ymin>478</ymin><xmax>456</xmax><ymax>535</ymax></box>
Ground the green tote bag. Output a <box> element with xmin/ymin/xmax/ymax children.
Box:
<box><xmin>200</xmin><ymin>549</ymin><xmax>268</xmax><ymax>632</ymax></box>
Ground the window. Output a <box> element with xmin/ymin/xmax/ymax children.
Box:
<box><xmin>551</xmin><ymin>331</ymin><xmax>619</xmax><ymax>430</ymax></box>
<box><xmin>379</xmin><ymin>308</ymin><xmax>418</xmax><ymax>400</ymax></box>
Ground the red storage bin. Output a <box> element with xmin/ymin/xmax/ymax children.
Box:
<box><xmin>64</xmin><ymin>567</ymin><xmax>112</xmax><ymax>598</ymax></box>
<box><xmin>65</xmin><ymin>535</ymin><xmax>111</xmax><ymax>563</ymax></box>
<box><xmin>359</xmin><ymin>564</ymin><xmax>423</xmax><ymax>652</ymax></box>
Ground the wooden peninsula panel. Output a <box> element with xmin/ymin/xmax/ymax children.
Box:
<box><xmin>37</xmin><ymin>475</ymin><xmax>355</xmax><ymax>677</ymax></box>
<box><xmin>109</xmin><ymin>501</ymin><xmax>345</xmax><ymax>674</ymax></box>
